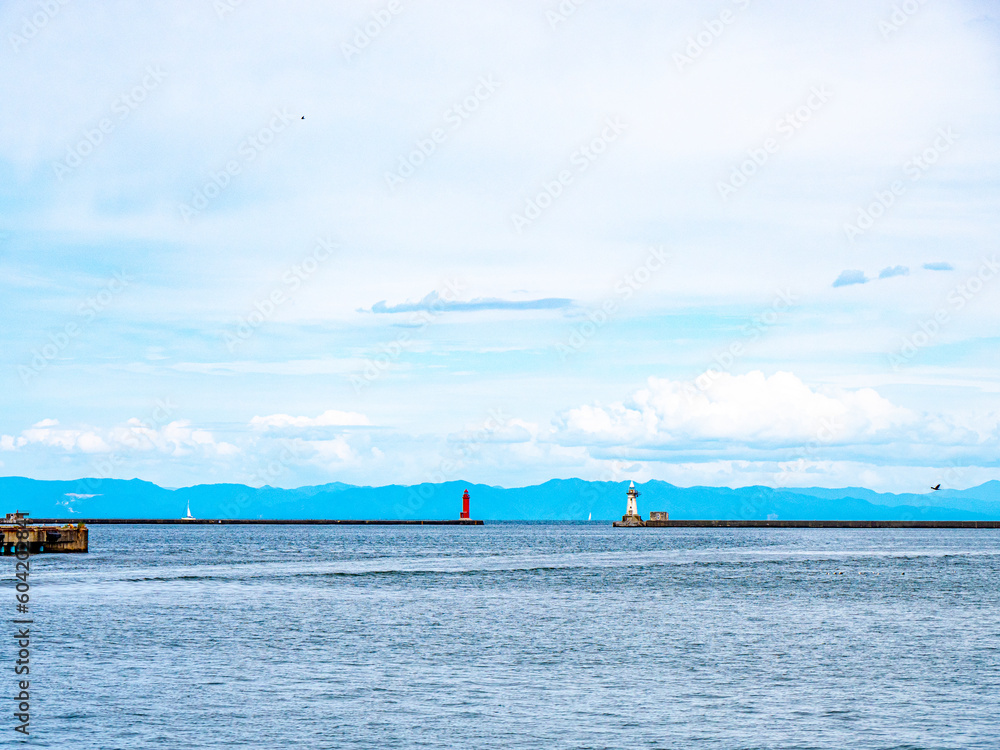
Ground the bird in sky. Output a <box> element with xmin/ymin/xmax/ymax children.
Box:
<box><xmin>931</xmin><ymin>484</ymin><xmax>941</xmax><ymax>491</ymax></box>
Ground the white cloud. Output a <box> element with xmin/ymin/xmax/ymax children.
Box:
<box><xmin>301</xmin><ymin>437</ymin><xmax>357</xmax><ymax>464</ymax></box>
<box><xmin>6</xmin><ymin>418</ymin><xmax>238</xmax><ymax>457</ymax></box>
<box><xmin>555</xmin><ymin>371</ymin><xmax>982</xmax><ymax>453</ymax></box>
<box><xmin>250</xmin><ymin>409</ymin><xmax>371</xmax><ymax>430</ymax></box>
<box><xmin>19</xmin><ymin>420</ymin><xmax>112</xmax><ymax>453</ymax></box>
<box><xmin>0</xmin><ymin>435</ymin><xmax>25</xmax><ymax>451</ymax></box>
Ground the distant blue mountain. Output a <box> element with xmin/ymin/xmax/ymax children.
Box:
<box><xmin>787</xmin><ymin>482</ymin><xmax>1000</xmax><ymax>517</ymax></box>
<box><xmin>2</xmin><ymin>476</ymin><xmax>998</xmax><ymax>521</ymax></box>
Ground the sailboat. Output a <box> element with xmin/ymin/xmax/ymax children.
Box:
<box><xmin>184</xmin><ymin>502</ymin><xmax>195</xmax><ymax>520</ymax></box>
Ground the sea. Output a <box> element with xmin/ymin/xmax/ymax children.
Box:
<box><xmin>13</xmin><ymin>523</ymin><xmax>1000</xmax><ymax>749</ymax></box>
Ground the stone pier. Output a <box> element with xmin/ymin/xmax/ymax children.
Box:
<box><xmin>0</xmin><ymin>512</ymin><xmax>88</xmax><ymax>554</ymax></box>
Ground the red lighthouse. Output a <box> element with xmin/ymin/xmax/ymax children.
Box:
<box><xmin>460</xmin><ymin>489</ymin><xmax>470</xmax><ymax>519</ymax></box>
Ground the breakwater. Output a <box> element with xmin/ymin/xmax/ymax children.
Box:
<box><xmin>640</xmin><ymin>519</ymin><xmax>1000</xmax><ymax>528</ymax></box>
<box><xmin>28</xmin><ymin>518</ymin><xmax>1000</xmax><ymax>528</ymax></box>
<box><xmin>31</xmin><ymin>518</ymin><xmax>484</xmax><ymax>526</ymax></box>
<box><xmin>0</xmin><ymin>522</ymin><xmax>88</xmax><ymax>553</ymax></box>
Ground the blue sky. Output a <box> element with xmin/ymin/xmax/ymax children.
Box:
<box><xmin>1</xmin><ymin>0</ymin><xmax>998</xmax><ymax>491</ymax></box>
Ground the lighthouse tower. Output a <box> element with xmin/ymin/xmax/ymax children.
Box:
<box><xmin>613</xmin><ymin>481</ymin><xmax>645</xmax><ymax>527</ymax></box>
<box><xmin>625</xmin><ymin>481</ymin><xmax>639</xmax><ymax>517</ymax></box>
<box><xmin>460</xmin><ymin>489</ymin><xmax>470</xmax><ymax>519</ymax></box>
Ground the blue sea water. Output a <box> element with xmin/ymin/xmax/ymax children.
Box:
<box><xmin>11</xmin><ymin>524</ymin><xmax>1000</xmax><ymax>749</ymax></box>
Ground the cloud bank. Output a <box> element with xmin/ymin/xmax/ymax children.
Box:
<box><xmin>365</xmin><ymin>292</ymin><xmax>573</xmax><ymax>314</ymax></box>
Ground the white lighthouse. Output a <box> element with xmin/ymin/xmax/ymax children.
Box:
<box><xmin>613</xmin><ymin>481</ymin><xmax>645</xmax><ymax>527</ymax></box>
<box><xmin>626</xmin><ymin>481</ymin><xmax>639</xmax><ymax>517</ymax></box>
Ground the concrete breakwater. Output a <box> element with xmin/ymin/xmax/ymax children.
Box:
<box><xmin>28</xmin><ymin>518</ymin><xmax>999</xmax><ymax>528</ymax></box>
<box><xmin>609</xmin><ymin>481</ymin><xmax>1000</xmax><ymax>529</ymax></box>
<box><xmin>641</xmin><ymin>520</ymin><xmax>1000</xmax><ymax>528</ymax></box>
<box><xmin>31</xmin><ymin>518</ymin><xmax>484</xmax><ymax>526</ymax></box>
<box><xmin>0</xmin><ymin>520</ymin><xmax>88</xmax><ymax>553</ymax></box>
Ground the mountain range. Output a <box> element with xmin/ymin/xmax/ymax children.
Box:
<box><xmin>3</xmin><ymin>476</ymin><xmax>1000</xmax><ymax>521</ymax></box>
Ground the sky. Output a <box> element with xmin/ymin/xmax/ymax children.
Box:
<box><xmin>1</xmin><ymin>0</ymin><xmax>998</xmax><ymax>492</ymax></box>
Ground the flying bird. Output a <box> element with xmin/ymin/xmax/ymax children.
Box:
<box><xmin>931</xmin><ymin>484</ymin><xmax>941</xmax><ymax>491</ymax></box>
